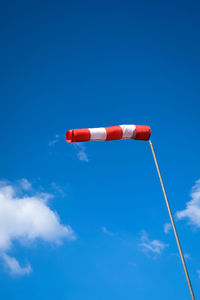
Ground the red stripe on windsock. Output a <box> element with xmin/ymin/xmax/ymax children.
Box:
<box><xmin>135</xmin><ymin>125</ymin><xmax>151</xmax><ymax>140</ymax></box>
<box><xmin>105</xmin><ymin>126</ymin><xmax>123</xmax><ymax>141</ymax></box>
<box><xmin>66</xmin><ymin>129</ymin><xmax>90</xmax><ymax>143</ymax></box>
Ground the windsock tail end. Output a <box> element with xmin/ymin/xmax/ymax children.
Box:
<box><xmin>134</xmin><ymin>125</ymin><xmax>151</xmax><ymax>141</ymax></box>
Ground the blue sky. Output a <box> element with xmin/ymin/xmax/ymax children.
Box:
<box><xmin>1</xmin><ymin>0</ymin><xmax>200</xmax><ymax>299</ymax></box>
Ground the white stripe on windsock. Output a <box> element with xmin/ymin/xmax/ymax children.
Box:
<box><xmin>120</xmin><ymin>125</ymin><xmax>136</xmax><ymax>139</ymax></box>
<box><xmin>89</xmin><ymin>127</ymin><xmax>107</xmax><ymax>141</ymax></box>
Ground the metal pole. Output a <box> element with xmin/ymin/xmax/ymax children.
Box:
<box><xmin>149</xmin><ymin>140</ymin><xmax>195</xmax><ymax>300</ymax></box>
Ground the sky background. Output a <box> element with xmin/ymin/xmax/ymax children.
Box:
<box><xmin>1</xmin><ymin>0</ymin><xmax>200</xmax><ymax>299</ymax></box>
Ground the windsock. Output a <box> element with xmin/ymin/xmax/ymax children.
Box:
<box><xmin>66</xmin><ymin>124</ymin><xmax>151</xmax><ymax>143</ymax></box>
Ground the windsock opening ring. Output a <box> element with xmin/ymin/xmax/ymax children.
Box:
<box><xmin>66</xmin><ymin>130</ymin><xmax>72</xmax><ymax>143</ymax></box>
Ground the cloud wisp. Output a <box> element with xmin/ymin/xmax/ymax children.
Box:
<box><xmin>73</xmin><ymin>143</ymin><xmax>89</xmax><ymax>162</ymax></box>
<box><xmin>49</xmin><ymin>134</ymin><xmax>61</xmax><ymax>147</ymax></box>
<box><xmin>102</xmin><ymin>226</ymin><xmax>115</xmax><ymax>236</ymax></box>
<box><xmin>0</xmin><ymin>179</ymin><xmax>76</xmax><ymax>276</ymax></box>
<box><xmin>176</xmin><ymin>179</ymin><xmax>200</xmax><ymax>228</ymax></box>
<box><xmin>139</xmin><ymin>230</ymin><xmax>168</xmax><ymax>256</ymax></box>
<box><xmin>51</xmin><ymin>182</ymin><xmax>66</xmax><ymax>197</ymax></box>
<box><xmin>164</xmin><ymin>222</ymin><xmax>172</xmax><ymax>234</ymax></box>
<box><xmin>128</xmin><ymin>261</ymin><xmax>137</xmax><ymax>267</ymax></box>
<box><xmin>18</xmin><ymin>178</ymin><xmax>32</xmax><ymax>191</ymax></box>
<box><xmin>1</xmin><ymin>253</ymin><xmax>32</xmax><ymax>276</ymax></box>
<box><xmin>184</xmin><ymin>253</ymin><xmax>190</xmax><ymax>260</ymax></box>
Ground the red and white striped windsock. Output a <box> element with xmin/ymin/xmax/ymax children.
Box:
<box><xmin>66</xmin><ymin>124</ymin><xmax>151</xmax><ymax>143</ymax></box>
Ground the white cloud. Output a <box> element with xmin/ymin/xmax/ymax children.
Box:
<box><xmin>49</xmin><ymin>134</ymin><xmax>61</xmax><ymax>147</ymax></box>
<box><xmin>1</xmin><ymin>254</ymin><xmax>32</xmax><ymax>276</ymax></box>
<box><xmin>0</xmin><ymin>180</ymin><xmax>76</xmax><ymax>275</ymax></box>
<box><xmin>73</xmin><ymin>143</ymin><xmax>89</xmax><ymax>162</ymax></box>
<box><xmin>164</xmin><ymin>222</ymin><xmax>172</xmax><ymax>234</ymax></box>
<box><xmin>139</xmin><ymin>230</ymin><xmax>168</xmax><ymax>255</ymax></box>
<box><xmin>176</xmin><ymin>179</ymin><xmax>200</xmax><ymax>228</ymax></box>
